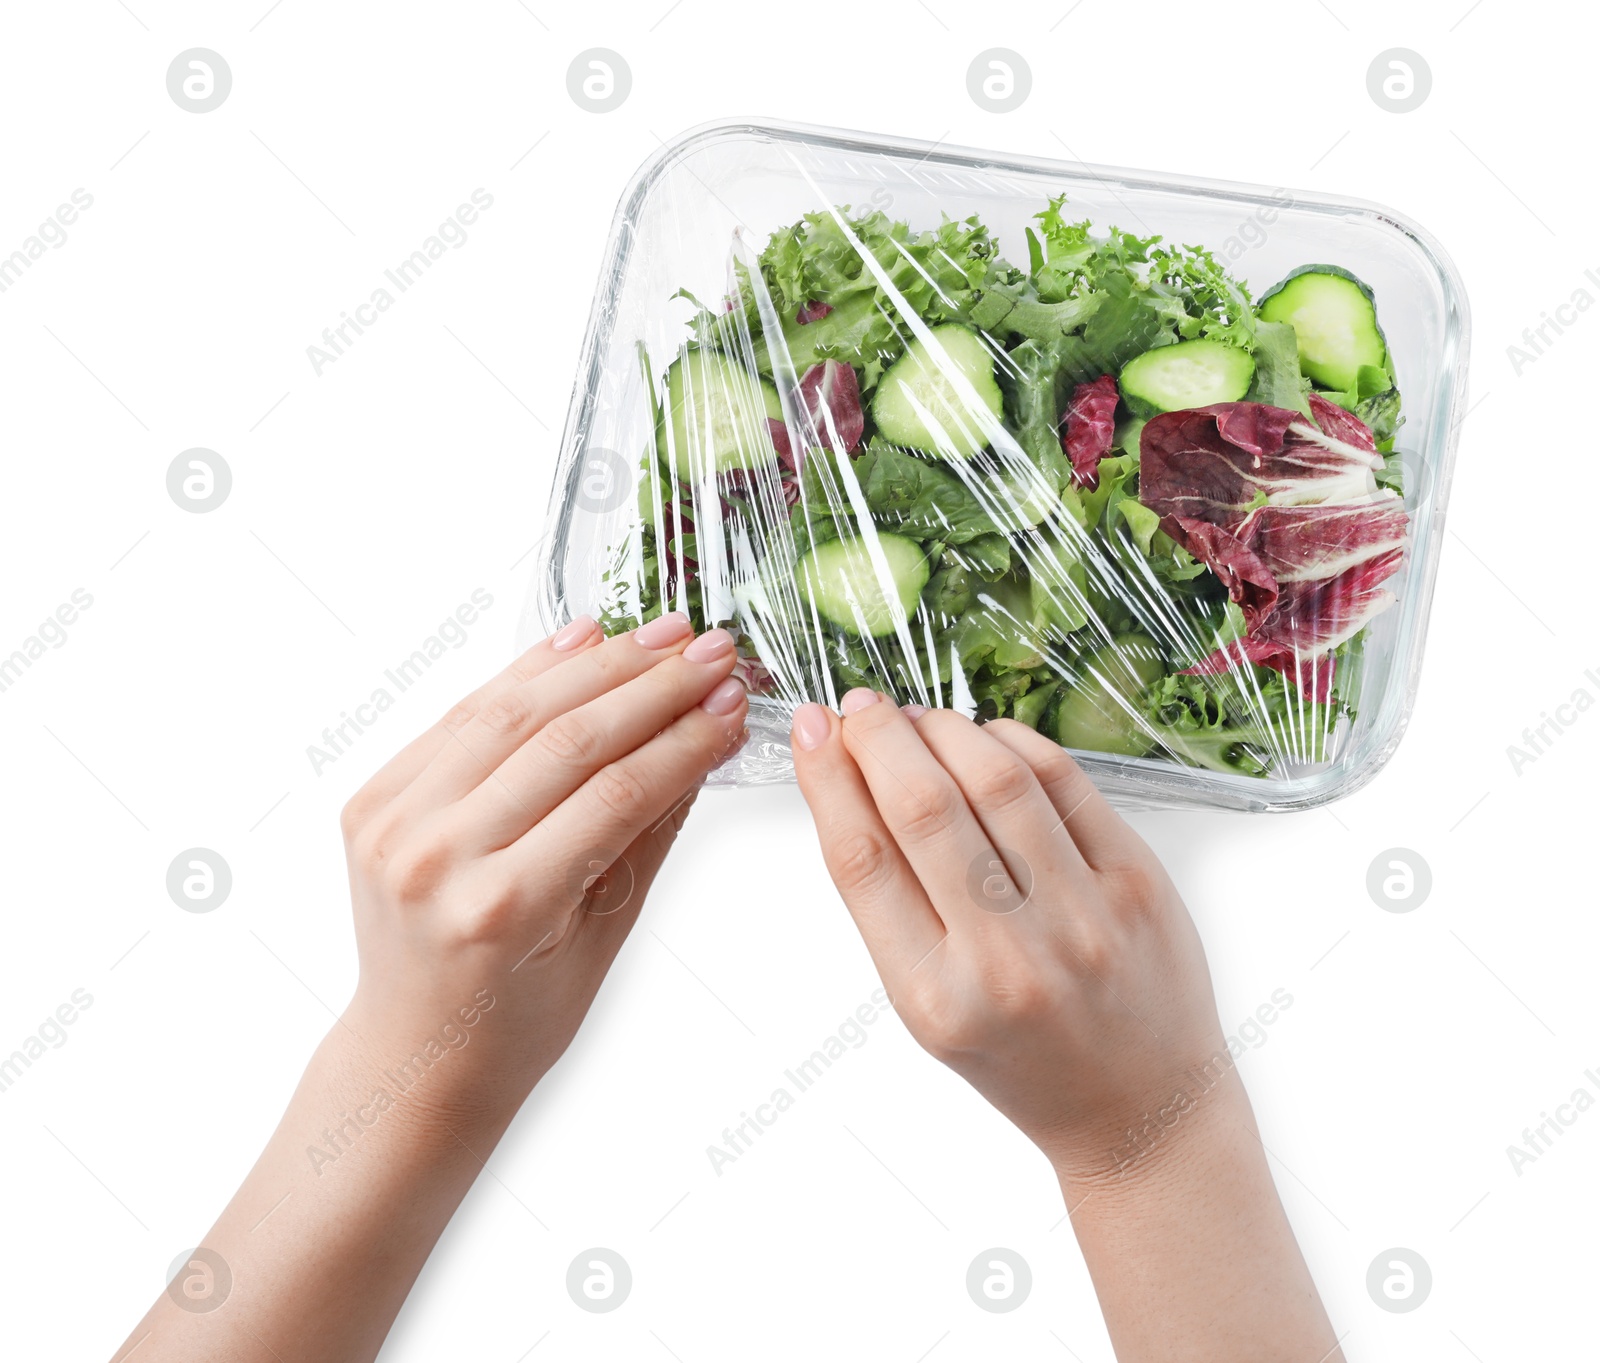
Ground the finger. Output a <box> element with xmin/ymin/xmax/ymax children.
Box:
<box><xmin>835</xmin><ymin>689</ymin><xmax>1010</xmax><ymax>934</ymax></box>
<box><xmin>495</xmin><ymin>677</ymin><xmax>748</xmax><ymax>899</ymax></box>
<box><xmin>450</xmin><ymin>630</ymin><xmax>740</xmax><ymax>851</ymax></box>
<box><xmin>399</xmin><ymin>612</ymin><xmax>697</xmax><ymax>812</ymax></box>
<box><xmin>343</xmin><ymin>615</ymin><xmax>602</xmax><ymax>826</ymax></box>
<box><xmin>791</xmin><ymin>702</ymin><xmax>947</xmax><ymax>991</ymax></box>
<box><xmin>501</xmin><ymin>785</ymin><xmax>702</xmax><ymax>1020</ymax></box>
<box><xmin>908</xmin><ymin>709</ymin><xmax>1095</xmax><ymax>899</ymax></box>
<box><xmin>981</xmin><ymin>719</ymin><xmax>1151</xmax><ymax>871</ymax></box>
<box><xmin>566</xmin><ymin>784</ymin><xmax>703</xmax><ymax>975</ymax></box>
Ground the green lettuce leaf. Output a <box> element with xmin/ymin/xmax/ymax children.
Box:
<box><xmin>1245</xmin><ymin>320</ymin><xmax>1313</xmax><ymax>417</ymax></box>
<box><xmin>855</xmin><ymin>441</ymin><xmax>1001</xmax><ymax>545</ymax></box>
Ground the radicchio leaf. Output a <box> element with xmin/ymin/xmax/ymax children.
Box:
<box><xmin>1144</xmin><ymin>399</ymin><xmax>1407</xmax><ymax>701</ymax></box>
<box><xmin>795</xmin><ymin>359</ymin><xmax>865</xmax><ymax>457</ymax></box>
<box><xmin>1180</xmin><ymin>637</ymin><xmax>1336</xmax><ymax>704</ymax></box>
<box><xmin>1139</xmin><ymin>402</ymin><xmax>1383</xmax><ymax>529</ymax></box>
<box><xmin>731</xmin><ymin>652</ymin><xmax>777</xmax><ymax>695</ymax></box>
<box><xmin>1255</xmin><ymin>548</ymin><xmax>1405</xmax><ymax>659</ymax></box>
<box><xmin>1308</xmin><ymin>391</ymin><xmax>1378</xmax><ymax>453</ymax></box>
<box><xmin>796</xmin><ymin>300</ymin><xmax>833</xmax><ymax>324</ymax></box>
<box><xmin>766</xmin><ymin>418</ymin><xmax>794</xmax><ymax>470</ymax></box>
<box><xmin>1233</xmin><ymin>498</ymin><xmax>1408</xmax><ymax>584</ymax></box>
<box><xmin>1062</xmin><ymin>374</ymin><xmax>1120</xmax><ymax>489</ymax></box>
<box><xmin>1182</xmin><ymin>547</ymin><xmax>1405</xmax><ymax>702</ymax></box>
<box><xmin>1165</xmin><ymin>516</ymin><xmax>1280</xmax><ymax>630</ymax></box>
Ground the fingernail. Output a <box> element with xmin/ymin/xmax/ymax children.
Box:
<box><xmin>551</xmin><ymin>615</ymin><xmax>597</xmax><ymax>650</ymax></box>
<box><xmin>841</xmin><ymin>687</ymin><xmax>881</xmax><ymax>716</ymax></box>
<box><xmin>792</xmin><ymin>702</ymin><xmax>832</xmax><ymax>751</ymax></box>
<box><xmin>635</xmin><ymin>611</ymin><xmax>692</xmax><ymax>649</ymax></box>
<box><xmin>699</xmin><ymin>677</ymin><xmax>746</xmax><ymax>716</ymax></box>
<box><xmin>902</xmin><ymin>703</ymin><xmax>928</xmax><ymax>720</ymax></box>
<box><xmin>683</xmin><ymin>627</ymin><xmax>734</xmax><ymax>663</ymax></box>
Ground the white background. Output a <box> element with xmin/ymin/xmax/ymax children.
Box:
<box><xmin>1</xmin><ymin>2</ymin><xmax>1594</xmax><ymax>1360</ymax></box>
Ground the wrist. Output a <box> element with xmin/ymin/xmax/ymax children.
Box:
<box><xmin>1046</xmin><ymin>1061</ymin><xmax>1262</xmax><ymax>1205</ymax></box>
<box><xmin>331</xmin><ymin>991</ymin><xmax>532</xmax><ymax>1149</ymax></box>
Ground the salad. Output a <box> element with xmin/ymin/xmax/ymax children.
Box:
<box><xmin>597</xmin><ymin>196</ymin><xmax>1410</xmax><ymax>779</ymax></box>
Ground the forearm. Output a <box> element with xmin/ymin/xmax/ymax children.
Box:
<box><xmin>112</xmin><ymin>1018</ymin><xmax>515</xmax><ymax>1363</ymax></box>
<box><xmin>1058</xmin><ymin>1077</ymin><xmax>1342</xmax><ymax>1363</ymax></box>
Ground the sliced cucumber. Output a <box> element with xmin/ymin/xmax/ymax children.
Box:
<box><xmin>871</xmin><ymin>324</ymin><xmax>1003</xmax><ymax>459</ymax></box>
<box><xmin>659</xmin><ymin>349</ymin><xmax>782</xmax><ymax>479</ymax></box>
<box><xmin>1054</xmin><ymin>634</ymin><xmax>1166</xmax><ymax>758</ymax></box>
<box><xmin>1257</xmin><ymin>266</ymin><xmax>1388</xmax><ymax>392</ymax></box>
<box><xmin>797</xmin><ymin>533</ymin><xmax>929</xmax><ymax>637</ymax></box>
<box><xmin>1119</xmin><ymin>339</ymin><xmax>1255</xmax><ymax>416</ymax></box>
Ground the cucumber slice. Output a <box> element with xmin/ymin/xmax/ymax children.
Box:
<box><xmin>1119</xmin><ymin>340</ymin><xmax>1255</xmax><ymax>416</ymax></box>
<box><xmin>1053</xmin><ymin>634</ymin><xmax>1166</xmax><ymax>757</ymax></box>
<box><xmin>660</xmin><ymin>349</ymin><xmax>782</xmax><ymax>478</ymax></box>
<box><xmin>1257</xmin><ymin>266</ymin><xmax>1388</xmax><ymax>392</ymax></box>
<box><xmin>871</xmin><ymin>324</ymin><xmax>1004</xmax><ymax>459</ymax></box>
<box><xmin>797</xmin><ymin>533</ymin><xmax>929</xmax><ymax>637</ymax></box>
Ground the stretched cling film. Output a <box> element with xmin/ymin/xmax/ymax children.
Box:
<box><xmin>530</xmin><ymin>124</ymin><xmax>1466</xmax><ymax>810</ymax></box>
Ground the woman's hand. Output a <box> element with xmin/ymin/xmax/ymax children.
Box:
<box><xmin>790</xmin><ymin>690</ymin><xmax>1344</xmax><ymax>1363</ymax></box>
<box><xmin>339</xmin><ymin>609</ymin><xmax>749</xmax><ymax>1129</ymax></box>
<box><xmin>789</xmin><ymin>689</ymin><xmax>1227</xmax><ymax>1178</ymax></box>
<box><xmin>112</xmin><ymin>613</ymin><xmax>747</xmax><ymax>1363</ymax></box>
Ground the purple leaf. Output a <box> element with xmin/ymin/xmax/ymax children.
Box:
<box><xmin>1142</xmin><ymin>399</ymin><xmax>1407</xmax><ymax>699</ymax></box>
<box><xmin>795</xmin><ymin>359</ymin><xmax>864</xmax><ymax>456</ymax></box>
<box><xmin>1308</xmin><ymin>392</ymin><xmax>1378</xmax><ymax>452</ymax></box>
<box><xmin>1140</xmin><ymin>402</ymin><xmax>1383</xmax><ymax>530</ymax></box>
<box><xmin>1062</xmin><ymin>374</ymin><xmax>1119</xmax><ymax>489</ymax></box>
<box><xmin>1235</xmin><ymin>498</ymin><xmax>1408</xmax><ymax>584</ymax></box>
<box><xmin>1164</xmin><ymin>515</ymin><xmax>1280</xmax><ymax>631</ymax></box>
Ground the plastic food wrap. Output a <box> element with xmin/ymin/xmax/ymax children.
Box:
<box><xmin>523</xmin><ymin>121</ymin><xmax>1468</xmax><ymax>811</ymax></box>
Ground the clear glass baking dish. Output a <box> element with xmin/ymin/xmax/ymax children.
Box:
<box><xmin>520</xmin><ymin>118</ymin><xmax>1469</xmax><ymax>812</ymax></box>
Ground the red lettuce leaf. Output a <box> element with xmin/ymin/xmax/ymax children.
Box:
<box><xmin>795</xmin><ymin>359</ymin><xmax>864</xmax><ymax>457</ymax></box>
<box><xmin>1140</xmin><ymin>401</ymin><xmax>1384</xmax><ymax>530</ymax></box>
<box><xmin>1254</xmin><ymin>547</ymin><xmax>1405</xmax><ymax>659</ymax></box>
<box><xmin>1144</xmin><ymin>399</ymin><xmax>1407</xmax><ymax>702</ymax></box>
<box><xmin>1062</xmin><ymin>374</ymin><xmax>1120</xmax><ymax>489</ymax></box>
<box><xmin>1308</xmin><ymin>392</ymin><xmax>1378</xmax><ymax>453</ymax></box>
<box><xmin>1181</xmin><ymin>547</ymin><xmax>1405</xmax><ymax>702</ymax></box>
<box><xmin>1163</xmin><ymin>515</ymin><xmax>1280</xmax><ymax>630</ymax></box>
<box><xmin>1234</xmin><ymin>498</ymin><xmax>1408</xmax><ymax>584</ymax></box>
<box><xmin>1180</xmin><ymin>637</ymin><xmax>1336</xmax><ymax>704</ymax></box>
<box><xmin>753</xmin><ymin>359</ymin><xmax>863</xmax><ymax>505</ymax></box>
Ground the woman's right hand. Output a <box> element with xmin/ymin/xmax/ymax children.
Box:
<box><xmin>789</xmin><ymin>690</ymin><xmax>1343</xmax><ymax>1363</ymax></box>
<box><xmin>789</xmin><ymin>690</ymin><xmax>1233</xmax><ymax>1180</ymax></box>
